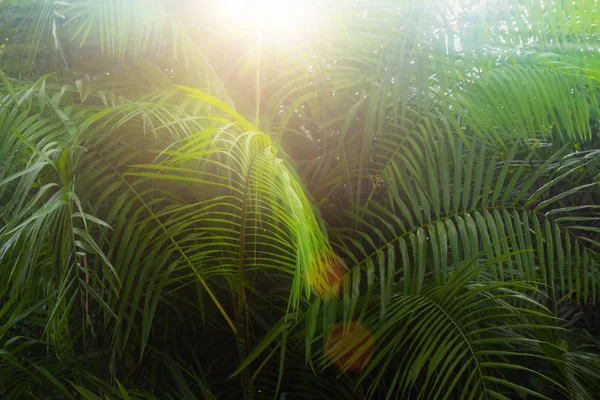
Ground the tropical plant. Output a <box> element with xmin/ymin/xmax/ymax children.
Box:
<box><xmin>2</xmin><ymin>0</ymin><xmax>600</xmax><ymax>399</ymax></box>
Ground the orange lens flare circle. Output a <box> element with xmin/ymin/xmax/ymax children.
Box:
<box><xmin>324</xmin><ymin>321</ymin><xmax>375</xmax><ymax>371</ymax></box>
<box><xmin>310</xmin><ymin>257</ymin><xmax>346</xmax><ymax>298</ymax></box>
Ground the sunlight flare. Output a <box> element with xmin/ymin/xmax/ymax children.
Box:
<box><xmin>217</xmin><ymin>0</ymin><xmax>319</xmax><ymax>41</ymax></box>
<box><xmin>325</xmin><ymin>321</ymin><xmax>375</xmax><ymax>371</ymax></box>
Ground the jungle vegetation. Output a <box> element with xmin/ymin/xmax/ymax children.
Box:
<box><xmin>1</xmin><ymin>0</ymin><xmax>600</xmax><ymax>399</ymax></box>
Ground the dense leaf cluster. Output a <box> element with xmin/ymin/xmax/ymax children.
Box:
<box><xmin>1</xmin><ymin>1</ymin><xmax>600</xmax><ymax>399</ymax></box>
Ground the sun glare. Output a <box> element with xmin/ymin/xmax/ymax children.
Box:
<box><xmin>218</xmin><ymin>0</ymin><xmax>318</xmax><ymax>41</ymax></box>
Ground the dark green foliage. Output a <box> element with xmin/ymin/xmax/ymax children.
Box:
<box><xmin>2</xmin><ymin>1</ymin><xmax>600</xmax><ymax>399</ymax></box>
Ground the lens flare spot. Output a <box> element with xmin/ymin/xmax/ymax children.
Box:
<box><xmin>310</xmin><ymin>256</ymin><xmax>346</xmax><ymax>298</ymax></box>
<box><xmin>324</xmin><ymin>321</ymin><xmax>375</xmax><ymax>371</ymax></box>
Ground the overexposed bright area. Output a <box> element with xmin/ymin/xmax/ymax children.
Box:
<box><xmin>216</xmin><ymin>0</ymin><xmax>324</xmax><ymax>44</ymax></box>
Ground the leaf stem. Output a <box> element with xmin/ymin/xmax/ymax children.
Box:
<box><xmin>255</xmin><ymin>28</ymin><xmax>263</xmax><ymax>129</ymax></box>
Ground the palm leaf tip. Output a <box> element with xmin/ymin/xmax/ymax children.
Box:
<box><xmin>307</xmin><ymin>253</ymin><xmax>347</xmax><ymax>298</ymax></box>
